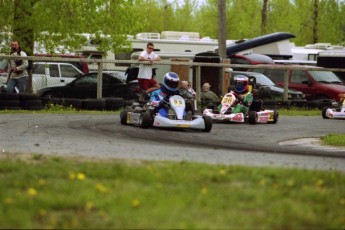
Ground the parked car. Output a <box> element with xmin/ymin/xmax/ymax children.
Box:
<box><xmin>31</xmin><ymin>62</ymin><xmax>83</xmax><ymax>92</ymax></box>
<box><xmin>230</xmin><ymin>71</ymin><xmax>306</xmax><ymax>101</ymax></box>
<box><xmin>251</xmin><ymin>65</ymin><xmax>345</xmax><ymax>102</ymax></box>
<box><xmin>37</xmin><ymin>72</ymin><xmax>139</xmax><ymax>100</ymax></box>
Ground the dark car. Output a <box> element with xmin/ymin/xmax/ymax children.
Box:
<box><xmin>37</xmin><ymin>72</ymin><xmax>139</xmax><ymax>100</ymax></box>
<box><xmin>231</xmin><ymin>71</ymin><xmax>306</xmax><ymax>101</ymax></box>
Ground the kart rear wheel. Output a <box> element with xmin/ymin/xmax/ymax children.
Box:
<box><xmin>248</xmin><ymin>111</ymin><xmax>257</xmax><ymax>124</ymax></box>
<box><xmin>322</xmin><ymin>107</ymin><xmax>329</xmax><ymax>119</ymax></box>
<box><xmin>139</xmin><ymin>111</ymin><xmax>152</xmax><ymax>129</ymax></box>
<box><xmin>202</xmin><ymin>115</ymin><xmax>212</xmax><ymax>132</ymax></box>
<box><xmin>120</xmin><ymin>108</ymin><xmax>131</xmax><ymax>125</ymax></box>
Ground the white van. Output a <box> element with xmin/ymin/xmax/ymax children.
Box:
<box><xmin>31</xmin><ymin>62</ymin><xmax>83</xmax><ymax>92</ymax></box>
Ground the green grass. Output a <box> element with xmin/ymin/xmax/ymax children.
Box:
<box><xmin>0</xmin><ymin>154</ymin><xmax>344</xmax><ymax>229</ymax></box>
<box><xmin>321</xmin><ymin>134</ymin><xmax>345</xmax><ymax>146</ymax></box>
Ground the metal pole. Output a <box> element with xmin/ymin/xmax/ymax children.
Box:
<box><xmin>218</xmin><ymin>0</ymin><xmax>227</xmax><ymax>96</ymax></box>
<box><xmin>196</xmin><ymin>65</ymin><xmax>201</xmax><ymax>102</ymax></box>
<box><xmin>284</xmin><ymin>69</ymin><xmax>289</xmax><ymax>100</ymax></box>
<box><xmin>97</xmin><ymin>61</ymin><xmax>103</xmax><ymax>99</ymax></box>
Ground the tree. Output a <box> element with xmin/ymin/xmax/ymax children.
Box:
<box><xmin>261</xmin><ymin>0</ymin><xmax>269</xmax><ymax>34</ymax></box>
<box><xmin>0</xmin><ymin>0</ymin><xmax>143</xmax><ymax>54</ymax></box>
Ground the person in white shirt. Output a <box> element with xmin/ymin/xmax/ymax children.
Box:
<box><xmin>137</xmin><ymin>42</ymin><xmax>161</xmax><ymax>100</ymax></box>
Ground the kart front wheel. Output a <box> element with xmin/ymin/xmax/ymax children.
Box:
<box><xmin>202</xmin><ymin>115</ymin><xmax>212</xmax><ymax>132</ymax></box>
<box><xmin>322</xmin><ymin>107</ymin><xmax>329</xmax><ymax>119</ymax></box>
<box><xmin>248</xmin><ymin>111</ymin><xmax>257</xmax><ymax>124</ymax></box>
<box><xmin>120</xmin><ymin>108</ymin><xmax>130</xmax><ymax>125</ymax></box>
<box><xmin>139</xmin><ymin>111</ymin><xmax>152</xmax><ymax>129</ymax></box>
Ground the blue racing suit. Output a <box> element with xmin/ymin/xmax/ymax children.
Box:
<box><xmin>150</xmin><ymin>88</ymin><xmax>180</xmax><ymax>118</ymax></box>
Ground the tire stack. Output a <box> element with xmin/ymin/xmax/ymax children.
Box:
<box><xmin>0</xmin><ymin>93</ymin><xmax>21</xmax><ymax>110</ymax></box>
<box><xmin>19</xmin><ymin>93</ymin><xmax>43</xmax><ymax>110</ymax></box>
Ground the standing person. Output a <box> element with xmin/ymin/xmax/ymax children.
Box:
<box><xmin>7</xmin><ymin>41</ymin><xmax>29</xmax><ymax>93</ymax></box>
<box><xmin>138</xmin><ymin>42</ymin><xmax>161</xmax><ymax>100</ymax></box>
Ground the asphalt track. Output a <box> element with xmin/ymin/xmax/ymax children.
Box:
<box><xmin>0</xmin><ymin>114</ymin><xmax>344</xmax><ymax>172</ymax></box>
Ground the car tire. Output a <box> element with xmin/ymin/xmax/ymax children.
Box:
<box><xmin>202</xmin><ymin>115</ymin><xmax>212</xmax><ymax>132</ymax></box>
<box><xmin>322</xmin><ymin>107</ymin><xmax>329</xmax><ymax>119</ymax></box>
<box><xmin>248</xmin><ymin>111</ymin><xmax>257</xmax><ymax>124</ymax></box>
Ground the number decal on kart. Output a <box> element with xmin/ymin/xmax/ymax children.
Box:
<box><xmin>222</xmin><ymin>97</ymin><xmax>233</xmax><ymax>104</ymax></box>
<box><xmin>172</xmin><ymin>99</ymin><xmax>183</xmax><ymax>107</ymax></box>
<box><xmin>126</xmin><ymin>113</ymin><xmax>131</xmax><ymax>123</ymax></box>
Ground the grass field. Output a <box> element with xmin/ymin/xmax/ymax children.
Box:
<box><xmin>0</xmin><ymin>108</ymin><xmax>344</xmax><ymax>228</ymax></box>
<box><xmin>0</xmin><ymin>154</ymin><xmax>344</xmax><ymax>229</ymax></box>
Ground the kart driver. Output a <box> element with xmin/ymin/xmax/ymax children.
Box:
<box><xmin>231</xmin><ymin>75</ymin><xmax>254</xmax><ymax>114</ymax></box>
<box><xmin>150</xmin><ymin>72</ymin><xmax>180</xmax><ymax>117</ymax></box>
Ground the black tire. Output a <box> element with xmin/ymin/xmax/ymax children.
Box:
<box><xmin>18</xmin><ymin>93</ymin><xmax>40</xmax><ymax>100</ymax></box>
<box><xmin>248</xmin><ymin>111</ymin><xmax>257</xmax><ymax>124</ymax></box>
<box><xmin>20</xmin><ymin>99</ymin><xmax>43</xmax><ymax>110</ymax></box>
<box><xmin>81</xmin><ymin>99</ymin><xmax>106</xmax><ymax>110</ymax></box>
<box><xmin>61</xmin><ymin>98</ymin><xmax>82</xmax><ymax>109</ymax></box>
<box><xmin>322</xmin><ymin>107</ymin><xmax>329</xmax><ymax>119</ymax></box>
<box><xmin>139</xmin><ymin>111</ymin><xmax>152</xmax><ymax>129</ymax></box>
<box><xmin>120</xmin><ymin>108</ymin><xmax>131</xmax><ymax>125</ymax></box>
<box><xmin>269</xmin><ymin>110</ymin><xmax>279</xmax><ymax>124</ymax></box>
<box><xmin>0</xmin><ymin>93</ymin><xmax>19</xmax><ymax>100</ymax></box>
<box><xmin>0</xmin><ymin>99</ymin><xmax>21</xmax><ymax>110</ymax></box>
<box><xmin>202</xmin><ymin>115</ymin><xmax>212</xmax><ymax>132</ymax></box>
<box><xmin>105</xmin><ymin>97</ymin><xmax>125</xmax><ymax>111</ymax></box>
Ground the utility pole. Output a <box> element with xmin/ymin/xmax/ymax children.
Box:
<box><xmin>218</xmin><ymin>0</ymin><xmax>228</xmax><ymax>95</ymax></box>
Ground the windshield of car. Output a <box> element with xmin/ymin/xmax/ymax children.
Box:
<box><xmin>253</xmin><ymin>74</ymin><xmax>276</xmax><ymax>86</ymax></box>
<box><xmin>309</xmin><ymin>71</ymin><xmax>343</xmax><ymax>84</ymax></box>
<box><xmin>106</xmin><ymin>71</ymin><xmax>126</xmax><ymax>82</ymax></box>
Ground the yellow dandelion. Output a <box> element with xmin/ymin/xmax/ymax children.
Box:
<box><xmin>95</xmin><ymin>183</ymin><xmax>107</xmax><ymax>193</ymax></box>
<box><xmin>38</xmin><ymin>179</ymin><xmax>46</xmax><ymax>186</ymax></box>
<box><xmin>4</xmin><ymin>197</ymin><xmax>14</xmax><ymax>204</ymax></box>
<box><xmin>156</xmin><ymin>183</ymin><xmax>163</xmax><ymax>189</ymax></box>
<box><xmin>258</xmin><ymin>179</ymin><xmax>266</xmax><ymax>186</ymax></box>
<box><xmin>315</xmin><ymin>179</ymin><xmax>324</xmax><ymax>187</ymax></box>
<box><xmin>201</xmin><ymin>187</ymin><xmax>208</xmax><ymax>195</ymax></box>
<box><xmin>287</xmin><ymin>179</ymin><xmax>295</xmax><ymax>187</ymax></box>
<box><xmin>85</xmin><ymin>201</ymin><xmax>94</xmax><ymax>212</ymax></box>
<box><xmin>27</xmin><ymin>188</ymin><xmax>38</xmax><ymax>197</ymax></box>
<box><xmin>219</xmin><ymin>169</ymin><xmax>226</xmax><ymax>175</ymax></box>
<box><xmin>39</xmin><ymin>209</ymin><xmax>47</xmax><ymax>216</ymax></box>
<box><xmin>69</xmin><ymin>172</ymin><xmax>76</xmax><ymax>180</ymax></box>
<box><xmin>77</xmin><ymin>173</ymin><xmax>86</xmax><ymax>180</ymax></box>
<box><xmin>131</xmin><ymin>199</ymin><xmax>141</xmax><ymax>208</ymax></box>
<box><xmin>339</xmin><ymin>198</ymin><xmax>345</xmax><ymax>206</ymax></box>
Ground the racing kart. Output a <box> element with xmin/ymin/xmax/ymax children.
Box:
<box><xmin>203</xmin><ymin>91</ymin><xmax>278</xmax><ymax>124</ymax></box>
<box><xmin>322</xmin><ymin>100</ymin><xmax>345</xmax><ymax>119</ymax></box>
<box><xmin>120</xmin><ymin>95</ymin><xmax>212</xmax><ymax>132</ymax></box>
